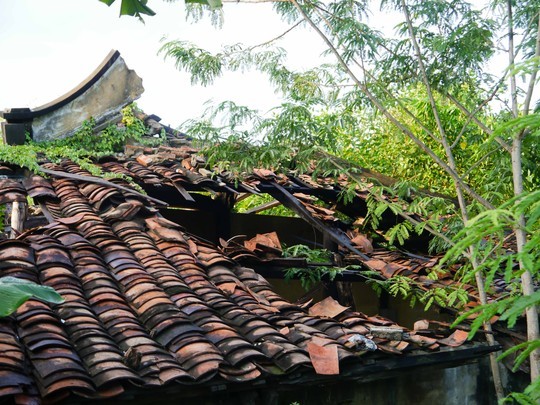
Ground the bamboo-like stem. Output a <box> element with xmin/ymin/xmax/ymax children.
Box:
<box><xmin>508</xmin><ymin>2</ymin><xmax>519</xmax><ymax>118</ymax></box>
<box><xmin>400</xmin><ymin>0</ymin><xmax>504</xmax><ymax>399</ymax></box>
<box><xmin>522</xmin><ymin>12</ymin><xmax>540</xmax><ymax>115</ymax></box>
<box><xmin>509</xmin><ymin>4</ymin><xmax>540</xmax><ymax>382</ymax></box>
<box><xmin>10</xmin><ymin>202</ymin><xmax>27</xmax><ymax>239</ymax></box>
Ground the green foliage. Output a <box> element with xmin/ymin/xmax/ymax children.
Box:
<box><xmin>441</xmin><ymin>190</ymin><xmax>540</xmax><ymax>276</ymax></box>
<box><xmin>99</xmin><ymin>0</ymin><xmax>156</xmax><ymax>19</ymax></box>
<box><xmin>0</xmin><ymin>277</ymin><xmax>64</xmax><ymax>317</ymax></box>
<box><xmin>380</xmin><ymin>273</ymin><xmax>468</xmax><ymax>311</ymax></box>
<box><xmin>0</xmin><ymin>105</ymin><xmax>159</xmax><ymax>177</ymax></box>
<box><xmin>379</xmin><ymin>0</ymin><xmax>494</xmax><ymax>91</ymax></box>
<box><xmin>282</xmin><ymin>244</ymin><xmax>341</xmax><ymax>290</ymax></box>
<box><xmin>234</xmin><ymin>194</ymin><xmax>295</xmax><ymax>217</ymax></box>
<box><xmin>99</xmin><ymin>0</ymin><xmax>223</xmax><ymax>20</ymax></box>
<box><xmin>0</xmin><ymin>144</ymin><xmax>41</xmax><ymax>173</ymax></box>
<box><xmin>443</xmin><ymin>189</ymin><xmax>540</xmax><ymax>400</ymax></box>
<box><xmin>284</xmin><ymin>266</ymin><xmax>343</xmax><ymax>291</ymax></box>
<box><xmin>282</xmin><ymin>244</ymin><xmax>333</xmax><ymax>262</ymax></box>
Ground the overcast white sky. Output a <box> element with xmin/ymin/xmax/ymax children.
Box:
<box><xmin>0</xmin><ymin>0</ymin><xmax>327</xmax><ymax>128</ymax></box>
<box><xmin>1</xmin><ymin>1</ymin><xmax>512</xmax><ymax>131</ymax></box>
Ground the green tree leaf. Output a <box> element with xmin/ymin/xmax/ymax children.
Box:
<box><xmin>0</xmin><ymin>277</ymin><xmax>64</xmax><ymax>317</ymax></box>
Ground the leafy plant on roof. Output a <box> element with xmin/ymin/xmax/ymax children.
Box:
<box><xmin>0</xmin><ymin>104</ymin><xmax>159</xmax><ymax>193</ymax></box>
<box><xmin>234</xmin><ymin>194</ymin><xmax>295</xmax><ymax>217</ymax></box>
<box><xmin>281</xmin><ymin>244</ymin><xmax>343</xmax><ymax>290</ymax></box>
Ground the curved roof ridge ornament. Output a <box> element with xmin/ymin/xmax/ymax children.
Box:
<box><xmin>1</xmin><ymin>50</ymin><xmax>144</xmax><ymax>145</ymax></box>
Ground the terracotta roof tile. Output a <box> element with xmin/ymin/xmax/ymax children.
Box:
<box><xmin>0</xmin><ymin>179</ymin><xmax>26</xmax><ymax>204</ymax></box>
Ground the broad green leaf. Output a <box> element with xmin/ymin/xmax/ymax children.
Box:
<box><xmin>0</xmin><ymin>288</ymin><xmax>32</xmax><ymax>317</ymax></box>
<box><xmin>120</xmin><ymin>0</ymin><xmax>156</xmax><ymax>17</ymax></box>
<box><xmin>100</xmin><ymin>0</ymin><xmax>116</xmax><ymax>5</ymax></box>
<box><xmin>0</xmin><ymin>277</ymin><xmax>64</xmax><ymax>317</ymax></box>
<box><xmin>206</xmin><ymin>0</ymin><xmax>223</xmax><ymax>10</ymax></box>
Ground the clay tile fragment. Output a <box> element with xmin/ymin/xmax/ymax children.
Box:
<box><xmin>102</xmin><ymin>201</ymin><xmax>143</xmax><ymax>221</ymax></box>
<box><xmin>406</xmin><ymin>332</ymin><xmax>439</xmax><ymax>349</ymax></box>
<box><xmin>0</xmin><ymin>179</ymin><xmax>26</xmax><ymax>203</ymax></box>
<box><xmin>218</xmin><ymin>282</ymin><xmax>237</xmax><ymax>295</ymax></box>
<box><xmin>348</xmin><ymin>231</ymin><xmax>373</xmax><ymax>254</ymax></box>
<box><xmin>308</xmin><ymin>297</ymin><xmax>349</xmax><ymax>319</ymax></box>
<box><xmin>136</xmin><ymin>154</ymin><xmax>154</xmax><ymax>167</ymax></box>
<box><xmin>306</xmin><ymin>341</ymin><xmax>339</xmax><ymax>375</ymax></box>
<box><xmin>244</xmin><ymin>232</ymin><xmax>282</xmax><ymax>254</ymax></box>
<box><xmin>413</xmin><ymin>320</ymin><xmax>430</xmax><ymax>331</ymax></box>
<box><xmin>55</xmin><ymin>214</ymin><xmax>87</xmax><ymax>225</ymax></box>
<box><xmin>363</xmin><ymin>259</ymin><xmax>387</xmax><ymax>272</ymax></box>
<box><xmin>438</xmin><ymin>329</ymin><xmax>470</xmax><ymax>347</ymax></box>
<box><xmin>148</xmin><ymin>227</ymin><xmax>186</xmax><ymax>243</ymax></box>
<box><xmin>253</xmin><ymin>168</ymin><xmax>277</xmax><ymax>180</ymax></box>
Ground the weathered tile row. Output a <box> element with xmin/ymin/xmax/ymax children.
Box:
<box><xmin>26</xmin><ymin>233</ymin><xmax>144</xmax><ymax>391</ymax></box>
<box><xmin>148</xmin><ymin>224</ymin><xmax>314</xmax><ymax>374</ymax></box>
<box><xmin>0</xmin><ymin>178</ymin><xmax>27</xmax><ymax>204</ymax></box>
<box><xmin>0</xmin><ymin>239</ymin><xmax>37</xmax><ymax>282</ymax></box>
<box><xmin>0</xmin><ymin>317</ymin><xmax>37</xmax><ymax>401</ymax></box>
<box><xmin>22</xmin><ymin>174</ymin><xmax>57</xmax><ymax>200</ymax></box>
<box><xmin>206</xmin><ymin>263</ymin><xmax>369</xmax><ymax>364</ymax></box>
<box><xmin>43</xmin><ymin>224</ymin><xmax>191</xmax><ymax>387</ymax></box>
<box><xmin>4</xmin><ymin>242</ymin><xmax>95</xmax><ymax>401</ymax></box>
<box><xmin>110</xmin><ymin>219</ymin><xmax>267</xmax><ymax>380</ymax></box>
<box><xmin>45</xmin><ymin>178</ymin><xmax>225</xmax><ymax>382</ymax></box>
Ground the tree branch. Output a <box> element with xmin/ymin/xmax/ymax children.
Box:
<box><xmin>522</xmin><ymin>11</ymin><xmax>540</xmax><ymax>115</ymax></box>
<box><xmin>289</xmin><ymin>0</ymin><xmax>493</xmax><ymax>210</ymax></box>
<box><xmin>446</xmin><ymin>93</ymin><xmax>512</xmax><ymax>154</ymax></box>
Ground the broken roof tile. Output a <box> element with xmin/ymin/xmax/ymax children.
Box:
<box><xmin>0</xmin><ymin>179</ymin><xmax>26</xmax><ymax>204</ymax></box>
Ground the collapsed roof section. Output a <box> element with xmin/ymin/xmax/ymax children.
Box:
<box><xmin>8</xmin><ymin>135</ymin><xmax>483</xmax><ymax>307</ymax></box>
<box><xmin>0</xmin><ymin>157</ymin><xmax>495</xmax><ymax>403</ymax></box>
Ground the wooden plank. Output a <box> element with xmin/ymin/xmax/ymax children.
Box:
<box><xmin>38</xmin><ymin>203</ymin><xmax>56</xmax><ymax>224</ymax></box>
<box><xmin>171</xmin><ymin>182</ymin><xmax>195</xmax><ymax>202</ymax></box>
<box><xmin>10</xmin><ymin>201</ymin><xmax>26</xmax><ymax>238</ymax></box>
<box><xmin>268</xmin><ymin>182</ymin><xmax>371</xmax><ymax>262</ymax></box>
<box><xmin>243</xmin><ymin>199</ymin><xmax>282</xmax><ymax>214</ymax></box>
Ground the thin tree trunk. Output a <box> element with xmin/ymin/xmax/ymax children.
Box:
<box><xmin>507</xmin><ymin>1</ymin><xmax>540</xmax><ymax>383</ymax></box>
<box><xmin>399</xmin><ymin>1</ymin><xmax>505</xmax><ymax>398</ymax></box>
<box><xmin>512</xmin><ymin>139</ymin><xmax>540</xmax><ymax>381</ymax></box>
<box><xmin>507</xmin><ymin>1</ymin><xmax>519</xmax><ymax>119</ymax></box>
